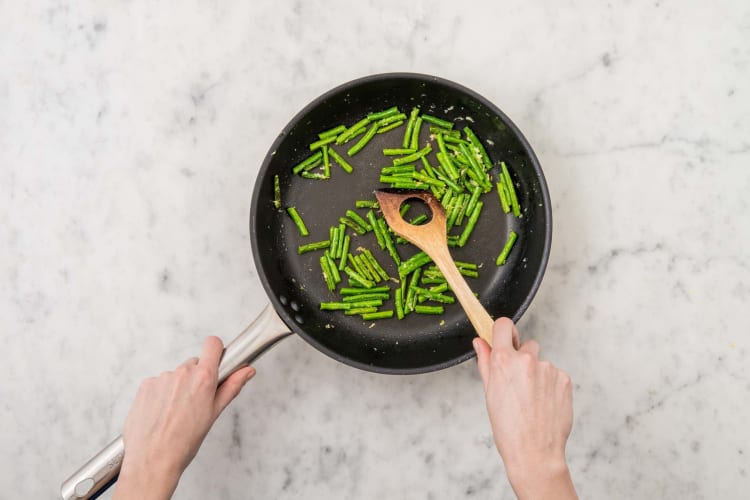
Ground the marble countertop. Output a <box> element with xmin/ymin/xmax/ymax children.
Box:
<box><xmin>2</xmin><ymin>1</ymin><xmax>749</xmax><ymax>498</ymax></box>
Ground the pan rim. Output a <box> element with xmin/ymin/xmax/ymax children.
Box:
<box><xmin>249</xmin><ymin>72</ymin><xmax>552</xmax><ymax>375</ymax></box>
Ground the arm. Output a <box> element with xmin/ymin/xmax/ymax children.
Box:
<box><xmin>473</xmin><ymin>318</ymin><xmax>578</xmax><ymax>500</ymax></box>
<box><xmin>113</xmin><ymin>337</ymin><xmax>256</xmax><ymax>500</ymax></box>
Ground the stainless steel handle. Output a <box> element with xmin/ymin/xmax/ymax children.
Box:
<box><xmin>60</xmin><ymin>305</ymin><xmax>291</xmax><ymax>500</ymax></box>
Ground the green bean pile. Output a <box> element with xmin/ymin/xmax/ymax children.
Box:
<box><xmin>277</xmin><ymin>105</ymin><xmax>520</xmax><ymax>322</ymax></box>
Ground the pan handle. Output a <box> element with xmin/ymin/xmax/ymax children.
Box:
<box><xmin>60</xmin><ymin>304</ymin><xmax>291</xmax><ymax>500</ymax></box>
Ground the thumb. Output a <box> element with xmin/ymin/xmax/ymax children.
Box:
<box><xmin>213</xmin><ymin>366</ymin><xmax>256</xmax><ymax>418</ymax></box>
<box><xmin>473</xmin><ymin>338</ymin><xmax>491</xmax><ymax>391</ymax></box>
<box><xmin>492</xmin><ymin>317</ymin><xmax>519</xmax><ymax>351</ymax></box>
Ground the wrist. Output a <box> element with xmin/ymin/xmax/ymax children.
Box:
<box><xmin>114</xmin><ymin>456</ymin><xmax>182</xmax><ymax>500</ymax></box>
<box><xmin>506</xmin><ymin>456</ymin><xmax>574</xmax><ymax>500</ymax></box>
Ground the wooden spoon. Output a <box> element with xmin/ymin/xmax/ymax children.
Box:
<box><xmin>375</xmin><ymin>189</ymin><xmax>500</xmax><ymax>346</ymax></box>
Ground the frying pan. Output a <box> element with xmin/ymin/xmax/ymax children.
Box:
<box><xmin>61</xmin><ymin>73</ymin><xmax>551</xmax><ymax>499</ymax></box>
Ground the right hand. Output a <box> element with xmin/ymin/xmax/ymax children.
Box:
<box><xmin>473</xmin><ymin>318</ymin><xmax>578</xmax><ymax>500</ymax></box>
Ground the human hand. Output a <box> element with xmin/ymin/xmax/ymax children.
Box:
<box><xmin>473</xmin><ymin>318</ymin><xmax>577</xmax><ymax>500</ymax></box>
<box><xmin>113</xmin><ymin>336</ymin><xmax>256</xmax><ymax>500</ymax></box>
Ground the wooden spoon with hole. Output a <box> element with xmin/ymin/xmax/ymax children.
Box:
<box><xmin>375</xmin><ymin>189</ymin><xmax>519</xmax><ymax>348</ymax></box>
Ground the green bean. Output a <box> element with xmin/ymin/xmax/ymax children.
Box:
<box><xmin>338</xmin><ymin>235</ymin><xmax>350</xmax><ymax>270</ymax></box>
<box><xmin>436</xmin><ymin>152</ymin><xmax>460</xmax><ymax>181</ymax></box>
<box><xmin>348</xmin><ymin>122</ymin><xmax>379</xmax><ymax>156</ymax></box>
<box><xmin>399</xmin><ymin>251</ymin><xmax>432</xmax><ymax>278</ymax></box>
<box><xmin>446</xmin><ymin>195</ymin><xmax>461</xmax><ymax>229</ymax></box>
<box><xmin>420</xmin><ymin>156</ymin><xmax>437</xmax><ymax>178</ymax></box>
<box><xmin>361</xmin><ymin>310</ymin><xmax>394</xmax><ymax>320</ymax></box>
<box><xmin>455</xmin><ymin>193</ymin><xmax>470</xmax><ymax>226</ymax></box>
<box><xmin>377</xmin><ymin>113</ymin><xmax>408</xmax><ymax>127</ymax></box>
<box><xmin>459</xmin><ymin>142</ymin><xmax>488</xmax><ymax>188</ymax></box>
<box><xmin>395</xmin><ymin>287</ymin><xmax>405</xmax><ymax>319</ymax></box>
<box><xmin>497</xmin><ymin>181</ymin><xmax>510</xmax><ymax>213</ymax></box>
<box><xmin>362</xmin><ymin>249</ymin><xmax>390</xmax><ymax>282</ymax></box>
<box><xmin>343</xmin><ymin>266</ymin><xmax>375</xmax><ymax>288</ymax></box>
<box><xmin>429</xmin><ymin>126</ymin><xmax>459</xmax><ymax>137</ymax></box>
<box><xmin>345</xmin><ymin>299</ymin><xmax>384</xmax><ymax>309</ymax></box>
<box><xmin>433</xmin><ymin>169</ymin><xmax>463</xmax><ymax>193</ymax></box>
<box><xmin>443</xmin><ymin>134</ymin><xmax>469</xmax><ymax>145</ymax></box>
<box><xmin>392</xmin><ymin>145</ymin><xmax>432</xmax><ymax>166</ymax></box>
<box><xmin>318</xmin><ymin>124</ymin><xmax>347</xmax><ymax>140</ymax></box>
<box><xmin>339</xmin><ymin>216</ymin><xmax>365</xmax><ymax>235</ymax></box>
<box><xmin>328</xmin><ymin>147</ymin><xmax>353</xmax><ymax>173</ymax></box>
<box><xmin>325</xmin><ymin>253</ymin><xmax>341</xmax><ymax>284</ymax></box>
<box><xmin>392</xmin><ymin>181</ymin><xmax>428</xmax><ymax>190</ymax></box>
<box><xmin>340</xmin><ymin>286</ymin><xmax>390</xmax><ymax>295</ymax></box>
<box><xmin>409</xmin><ymin>116</ymin><xmax>422</xmax><ymax>150</ymax></box>
<box><xmin>292</xmin><ymin>151</ymin><xmax>323</xmax><ymax>175</ymax></box>
<box><xmin>346</xmin><ymin>210</ymin><xmax>372</xmax><ymax>232</ymax></box>
<box><xmin>348</xmin><ymin>253</ymin><xmax>368</xmax><ymax>277</ymax></box>
<box><xmin>286</xmin><ymin>207</ymin><xmax>309</xmax><ymax>236</ymax></box>
<box><xmin>383</xmin><ymin>148</ymin><xmax>417</xmax><ymax>156</ymax></box>
<box><xmin>320</xmin><ymin>302</ymin><xmax>351</xmax><ymax>310</ymax></box>
<box><xmin>457</xmin><ymin>201</ymin><xmax>483</xmax><ymax>247</ymax></box>
<box><xmin>342</xmin><ymin>293</ymin><xmax>390</xmax><ymax>302</ymax></box>
<box><xmin>409</xmin><ymin>214</ymin><xmax>428</xmax><ymax>225</ymax></box>
<box><xmin>368</xmin><ymin>211</ymin><xmax>386</xmax><ymax>250</ymax></box>
<box><xmin>336</xmin><ymin>223</ymin><xmax>346</xmax><ymax>257</ymax></box>
<box><xmin>501</xmin><ymin>162</ymin><xmax>521</xmax><ymax>217</ymax></box>
<box><xmin>421</xmin><ymin>114</ymin><xmax>453</xmax><ymax>129</ymax></box>
<box><xmin>377</xmin><ymin>120</ymin><xmax>405</xmax><ymax>134</ymax></box>
<box><xmin>336</xmin><ymin>117</ymin><xmax>370</xmax><ymax>144</ymax></box>
<box><xmin>465</xmin><ymin>185</ymin><xmax>482</xmax><ymax>218</ymax></box>
<box><xmin>320</xmin><ymin>257</ymin><xmax>335</xmax><ymax>291</ymax></box>
<box><xmin>428</xmin><ymin>282</ymin><xmax>450</xmax><ymax>294</ymax></box>
<box><xmin>309</xmin><ymin>136</ymin><xmax>337</xmax><ymax>151</ymax></box>
<box><xmin>414</xmin><ymin>287</ymin><xmax>455</xmax><ymax>304</ymax></box>
<box><xmin>273</xmin><ymin>175</ymin><xmax>281</xmax><ymax>209</ymax></box>
<box><xmin>379</xmin><ymin>218</ymin><xmax>401</xmax><ymax>266</ymax></box>
<box><xmin>381</xmin><ymin>165</ymin><xmax>416</xmax><ymax>175</ymax></box>
<box><xmin>464</xmin><ymin>127</ymin><xmax>492</xmax><ymax>170</ymax></box>
<box><xmin>402</xmin><ymin>107</ymin><xmax>420</xmax><ymax>148</ymax></box>
<box><xmin>329</xmin><ymin>227</ymin><xmax>339</xmax><ymax>258</ymax></box>
<box><xmin>301</xmin><ymin>172</ymin><xmax>328</xmax><ymax>180</ymax></box>
<box><xmin>298</xmin><ymin>240</ymin><xmax>330</xmax><ymax>254</ymax></box>
<box><xmin>399</xmin><ymin>202</ymin><xmax>411</xmax><ymax>217</ymax></box>
<box><xmin>356</xmin><ymin>200</ymin><xmax>379</xmax><ymax>209</ymax></box>
<box><xmin>454</xmin><ymin>261</ymin><xmax>478</xmax><ymax>270</ymax></box>
<box><xmin>355</xmin><ymin>254</ymin><xmax>379</xmax><ymax>282</ymax></box>
<box><xmin>345</xmin><ymin>307</ymin><xmax>378</xmax><ymax>316</ymax></box>
<box><xmin>496</xmin><ymin>230</ymin><xmax>518</xmax><ymax>266</ymax></box>
<box><xmin>414</xmin><ymin>305</ymin><xmax>444</xmax><ymax>315</ymax></box>
<box><xmin>367</xmin><ymin>106</ymin><xmax>400</xmax><ymax>122</ymax></box>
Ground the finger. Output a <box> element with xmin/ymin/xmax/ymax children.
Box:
<box><xmin>491</xmin><ymin>318</ymin><xmax>517</xmax><ymax>351</ymax></box>
<box><xmin>199</xmin><ymin>336</ymin><xmax>224</xmax><ymax>374</ymax></box>
<box><xmin>518</xmin><ymin>339</ymin><xmax>540</xmax><ymax>359</ymax></box>
<box><xmin>179</xmin><ymin>356</ymin><xmax>199</xmax><ymax>368</ymax></box>
<box><xmin>472</xmin><ymin>338</ymin><xmax>491</xmax><ymax>391</ymax></box>
<box><xmin>213</xmin><ymin>366</ymin><xmax>256</xmax><ymax>418</ymax></box>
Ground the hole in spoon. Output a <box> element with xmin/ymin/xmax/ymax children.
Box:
<box><xmin>399</xmin><ymin>197</ymin><xmax>433</xmax><ymax>226</ymax></box>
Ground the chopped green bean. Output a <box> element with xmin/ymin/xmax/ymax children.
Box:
<box><xmin>273</xmin><ymin>175</ymin><xmax>281</xmax><ymax>209</ymax></box>
<box><xmin>355</xmin><ymin>254</ymin><xmax>379</xmax><ymax>282</ymax></box>
<box><xmin>368</xmin><ymin>211</ymin><xmax>386</xmax><ymax>250</ymax></box>
<box><xmin>455</xmin><ymin>193</ymin><xmax>470</xmax><ymax>226</ymax></box>
<box><xmin>298</xmin><ymin>240</ymin><xmax>330</xmax><ymax>254</ymax></box>
<box><xmin>377</xmin><ymin>120</ymin><xmax>405</xmax><ymax>134</ymax></box>
<box><xmin>320</xmin><ymin>302</ymin><xmax>351</xmax><ymax>311</ymax></box>
<box><xmin>421</xmin><ymin>114</ymin><xmax>453</xmax><ymax>129</ymax></box>
<box><xmin>465</xmin><ymin>185</ymin><xmax>482</xmax><ymax>218</ymax></box>
<box><xmin>336</xmin><ymin>223</ymin><xmax>346</xmax><ymax>256</ymax></box>
<box><xmin>379</xmin><ymin>218</ymin><xmax>401</xmax><ymax>266</ymax></box>
<box><xmin>395</xmin><ymin>287</ymin><xmax>405</xmax><ymax>319</ymax></box>
<box><xmin>318</xmin><ymin>124</ymin><xmax>347</xmax><ymax>140</ymax></box>
<box><xmin>342</xmin><ymin>293</ymin><xmax>390</xmax><ymax>302</ymax></box>
<box><xmin>356</xmin><ymin>200</ymin><xmax>379</xmax><ymax>209</ymax></box>
<box><xmin>345</xmin><ymin>210</ymin><xmax>372</xmax><ymax>232</ymax></box>
<box><xmin>338</xmin><ymin>235</ymin><xmax>350</xmax><ymax>270</ymax></box>
<box><xmin>320</xmin><ymin>257</ymin><xmax>335</xmax><ymax>291</ymax></box>
<box><xmin>377</xmin><ymin>113</ymin><xmax>408</xmax><ymax>127</ymax></box>
<box><xmin>398</xmin><ymin>251</ymin><xmax>432</xmax><ymax>278</ymax></box>
<box><xmin>381</xmin><ymin>165</ymin><xmax>416</xmax><ymax>175</ymax></box>
<box><xmin>496</xmin><ymin>230</ymin><xmax>518</xmax><ymax>266</ymax></box>
<box><xmin>329</xmin><ymin>227</ymin><xmax>340</xmax><ymax>258</ymax></box>
<box><xmin>497</xmin><ymin>181</ymin><xmax>510</xmax><ymax>213</ymax></box>
<box><xmin>340</xmin><ymin>286</ymin><xmax>390</xmax><ymax>295</ymax></box>
<box><xmin>403</xmin><ymin>107</ymin><xmax>420</xmax><ymax>148</ymax></box>
<box><xmin>464</xmin><ymin>127</ymin><xmax>492</xmax><ymax>170</ymax></box>
<box><xmin>414</xmin><ymin>287</ymin><xmax>456</xmax><ymax>304</ymax></box>
<box><xmin>325</xmin><ymin>253</ymin><xmax>341</xmax><ymax>284</ymax></box>
<box><xmin>322</xmin><ymin>146</ymin><xmax>330</xmax><ymax>178</ymax></box>
<box><xmin>501</xmin><ymin>162</ymin><xmax>521</xmax><ymax>217</ymax></box>
<box><xmin>286</xmin><ymin>207</ymin><xmax>309</xmax><ymax>236</ymax></box>
<box><xmin>393</xmin><ymin>145</ymin><xmax>432</xmax><ymax>166</ymax></box>
<box><xmin>383</xmin><ymin>148</ymin><xmax>417</xmax><ymax>156</ymax></box>
<box><xmin>436</xmin><ymin>152</ymin><xmax>460</xmax><ymax>181</ymax></box>
<box><xmin>309</xmin><ymin>136</ymin><xmax>337</xmax><ymax>151</ymax></box>
<box><xmin>345</xmin><ymin>299</ymin><xmax>384</xmax><ymax>309</ymax></box>
<box><xmin>292</xmin><ymin>151</ymin><xmax>323</xmax><ymax>175</ymax></box>
<box><xmin>348</xmin><ymin>123</ymin><xmax>379</xmax><ymax>156</ymax></box>
<box><xmin>343</xmin><ymin>266</ymin><xmax>375</xmax><ymax>288</ymax></box>
<box><xmin>367</xmin><ymin>106</ymin><xmax>400</xmax><ymax>122</ymax></box>
<box><xmin>409</xmin><ymin>116</ymin><xmax>422</xmax><ymax>150</ymax></box>
<box><xmin>443</xmin><ymin>134</ymin><xmax>469</xmax><ymax>145</ymax></box>
<box><xmin>339</xmin><ymin>216</ymin><xmax>366</xmax><ymax>235</ymax></box>
<box><xmin>345</xmin><ymin>307</ymin><xmax>378</xmax><ymax>315</ymax></box>
<box><xmin>300</xmin><ymin>172</ymin><xmax>328</xmax><ymax>180</ymax></box>
<box><xmin>362</xmin><ymin>310</ymin><xmax>394</xmax><ymax>321</ymax></box>
<box><xmin>336</xmin><ymin>117</ymin><xmax>370</xmax><ymax>144</ymax></box>
<box><xmin>328</xmin><ymin>147</ymin><xmax>353</xmax><ymax>174</ymax></box>
<box><xmin>429</xmin><ymin>126</ymin><xmax>459</xmax><ymax>137</ymax></box>
<box><xmin>457</xmin><ymin>201</ymin><xmax>483</xmax><ymax>247</ymax></box>
<box><xmin>414</xmin><ymin>305</ymin><xmax>444</xmax><ymax>315</ymax></box>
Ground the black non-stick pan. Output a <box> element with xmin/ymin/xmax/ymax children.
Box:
<box><xmin>62</xmin><ymin>73</ymin><xmax>551</xmax><ymax>500</ymax></box>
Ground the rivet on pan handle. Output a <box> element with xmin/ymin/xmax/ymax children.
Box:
<box><xmin>60</xmin><ymin>305</ymin><xmax>292</xmax><ymax>500</ymax></box>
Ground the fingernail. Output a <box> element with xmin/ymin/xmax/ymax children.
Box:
<box><xmin>245</xmin><ymin>368</ymin><xmax>256</xmax><ymax>381</ymax></box>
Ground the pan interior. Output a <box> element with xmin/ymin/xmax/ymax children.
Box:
<box><xmin>252</xmin><ymin>74</ymin><xmax>550</xmax><ymax>373</ymax></box>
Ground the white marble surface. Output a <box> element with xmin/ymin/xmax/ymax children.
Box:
<box><xmin>2</xmin><ymin>1</ymin><xmax>749</xmax><ymax>498</ymax></box>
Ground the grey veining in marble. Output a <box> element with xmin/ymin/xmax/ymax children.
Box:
<box><xmin>1</xmin><ymin>1</ymin><xmax>749</xmax><ymax>499</ymax></box>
